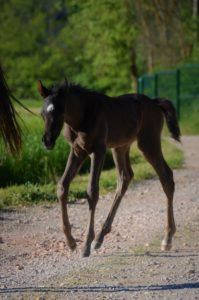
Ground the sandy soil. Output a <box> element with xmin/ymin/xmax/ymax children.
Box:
<box><xmin>0</xmin><ymin>136</ymin><xmax>199</xmax><ymax>299</ymax></box>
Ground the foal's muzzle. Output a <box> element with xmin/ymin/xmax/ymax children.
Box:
<box><xmin>42</xmin><ymin>135</ymin><xmax>55</xmax><ymax>150</ymax></box>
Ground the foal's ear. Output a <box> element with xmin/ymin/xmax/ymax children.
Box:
<box><xmin>37</xmin><ymin>80</ymin><xmax>50</xmax><ymax>98</ymax></box>
<box><xmin>63</xmin><ymin>77</ymin><xmax>69</xmax><ymax>92</ymax></box>
<box><xmin>64</xmin><ymin>77</ymin><xmax>69</xmax><ymax>87</ymax></box>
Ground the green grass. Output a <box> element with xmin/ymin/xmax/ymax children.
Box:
<box><xmin>0</xmin><ymin>138</ymin><xmax>184</xmax><ymax>208</ymax></box>
<box><xmin>0</xmin><ymin>183</ymin><xmax>56</xmax><ymax>207</ymax></box>
<box><xmin>179</xmin><ymin>98</ymin><xmax>199</xmax><ymax>134</ymax></box>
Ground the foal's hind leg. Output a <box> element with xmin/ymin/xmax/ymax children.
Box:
<box><xmin>94</xmin><ymin>145</ymin><xmax>133</xmax><ymax>250</ymax></box>
<box><xmin>138</xmin><ymin>138</ymin><xmax>176</xmax><ymax>251</ymax></box>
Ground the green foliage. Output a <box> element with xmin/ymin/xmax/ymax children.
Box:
<box><xmin>0</xmin><ymin>129</ymin><xmax>69</xmax><ymax>186</ymax></box>
<box><xmin>64</xmin><ymin>0</ymin><xmax>137</xmax><ymax>95</ymax></box>
<box><xmin>1</xmin><ymin>0</ymin><xmax>197</xmax><ymax>100</ymax></box>
<box><xmin>0</xmin><ymin>0</ymin><xmax>68</xmax><ymax>98</ymax></box>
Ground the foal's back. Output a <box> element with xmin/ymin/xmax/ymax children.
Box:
<box><xmin>102</xmin><ymin>94</ymin><xmax>162</xmax><ymax>149</ymax></box>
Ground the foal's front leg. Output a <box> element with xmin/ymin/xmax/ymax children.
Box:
<box><xmin>57</xmin><ymin>148</ymin><xmax>87</xmax><ymax>251</ymax></box>
<box><xmin>94</xmin><ymin>146</ymin><xmax>133</xmax><ymax>250</ymax></box>
<box><xmin>82</xmin><ymin>145</ymin><xmax>106</xmax><ymax>257</ymax></box>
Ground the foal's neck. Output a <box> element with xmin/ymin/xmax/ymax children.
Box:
<box><xmin>63</xmin><ymin>92</ymin><xmax>88</xmax><ymax>131</ymax></box>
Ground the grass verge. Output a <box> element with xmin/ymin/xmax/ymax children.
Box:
<box><xmin>0</xmin><ymin>138</ymin><xmax>184</xmax><ymax>208</ymax></box>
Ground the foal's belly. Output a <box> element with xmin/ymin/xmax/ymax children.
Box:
<box><xmin>103</xmin><ymin>97</ymin><xmax>142</xmax><ymax>149</ymax></box>
<box><xmin>106</xmin><ymin>111</ymin><xmax>141</xmax><ymax>148</ymax></box>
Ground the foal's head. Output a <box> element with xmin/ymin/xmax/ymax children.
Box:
<box><xmin>38</xmin><ymin>80</ymin><xmax>67</xmax><ymax>149</ymax></box>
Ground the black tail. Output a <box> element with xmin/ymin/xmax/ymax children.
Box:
<box><xmin>155</xmin><ymin>98</ymin><xmax>181</xmax><ymax>142</ymax></box>
<box><xmin>0</xmin><ymin>65</ymin><xmax>37</xmax><ymax>156</ymax></box>
<box><xmin>0</xmin><ymin>65</ymin><xmax>22</xmax><ymax>156</ymax></box>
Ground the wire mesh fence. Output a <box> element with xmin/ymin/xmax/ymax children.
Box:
<box><xmin>138</xmin><ymin>64</ymin><xmax>199</xmax><ymax>120</ymax></box>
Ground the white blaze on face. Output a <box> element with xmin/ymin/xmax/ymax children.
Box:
<box><xmin>46</xmin><ymin>103</ymin><xmax>54</xmax><ymax>113</ymax></box>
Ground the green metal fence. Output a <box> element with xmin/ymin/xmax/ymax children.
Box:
<box><xmin>138</xmin><ymin>64</ymin><xmax>199</xmax><ymax>119</ymax></box>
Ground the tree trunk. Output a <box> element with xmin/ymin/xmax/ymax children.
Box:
<box><xmin>130</xmin><ymin>48</ymin><xmax>138</xmax><ymax>93</ymax></box>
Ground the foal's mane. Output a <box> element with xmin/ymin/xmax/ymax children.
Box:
<box><xmin>50</xmin><ymin>81</ymin><xmax>109</xmax><ymax>100</ymax></box>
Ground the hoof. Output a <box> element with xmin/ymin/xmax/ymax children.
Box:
<box><xmin>93</xmin><ymin>240</ymin><xmax>102</xmax><ymax>250</ymax></box>
<box><xmin>161</xmin><ymin>241</ymin><xmax>172</xmax><ymax>251</ymax></box>
<box><xmin>82</xmin><ymin>247</ymin><xmax>91</xmax><ymax>257</ymax></box>
<box><xmin>68</xmin><ymin>238</ymin><xmax>77</xmax><ymax>251</ymax></box>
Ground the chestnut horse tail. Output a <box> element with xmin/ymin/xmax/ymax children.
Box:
<box><xmin>155</xmin><ymin>98</ymin><xmax>181</xmax><ymax>142</ymax></box>
<box><xmin>0</xmin><ymin>65</ymin><xmax>22</xmax><ymax>156</ymax></box>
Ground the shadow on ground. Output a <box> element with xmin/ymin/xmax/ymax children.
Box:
<box><xmin>0</xmin><ymin>282</ymin><xmax>198</xmax><ymax>294</ymax></box>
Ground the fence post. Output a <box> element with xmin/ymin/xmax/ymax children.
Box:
<box><xmin>176</xmin><ymin>69</ymin><xmax>180</xmax><ymax>120</ymax></box>
<box><xmin>154</xmin><ymin>74</ymin><xmax>158</xmax><ymax>97</ymax></box>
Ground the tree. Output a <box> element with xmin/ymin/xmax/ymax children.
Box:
<box><xmin>62</xmin><ymin>0</ymin><xmax>138</xmax><ymax>94</ymax></box>
<box><xmin>0</xmin><ymin>0</ymin><xmax>198</xmax><ymax>99</ymax></box>
<box><xmin>0</xmin><ymin>0</ymin><xmax>68</xmax><ymax>98</ymax></box>
<box><xmin>133</xmin><ymin>0</ymin><xmax>199</xmax><ymax>72</ymax></box>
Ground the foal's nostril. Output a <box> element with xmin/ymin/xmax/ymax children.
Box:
<box><xmin>42</xmin><ymin>136</ymin><xmax>48</xmax><ymax>146</ymax></box>
<box><xmin>42</xmin><ymin>134</ymin><xmax>54</xmax><ymax>149</ymax></box>
<box><xmin>42</xmin><ymin>135</ymin><xmax>48</xmax><ymax>146</ymax></box>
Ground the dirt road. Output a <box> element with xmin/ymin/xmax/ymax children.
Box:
<box><xmin>0</xmin><ymin>136</ymin><xmax>199</xmax><ymax>299</ymax></box>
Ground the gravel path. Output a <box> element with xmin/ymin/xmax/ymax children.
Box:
<box><xmin>0</xmin><ymin>136</ymin><xmax>199</xmax><ymax>299</ymax></box>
